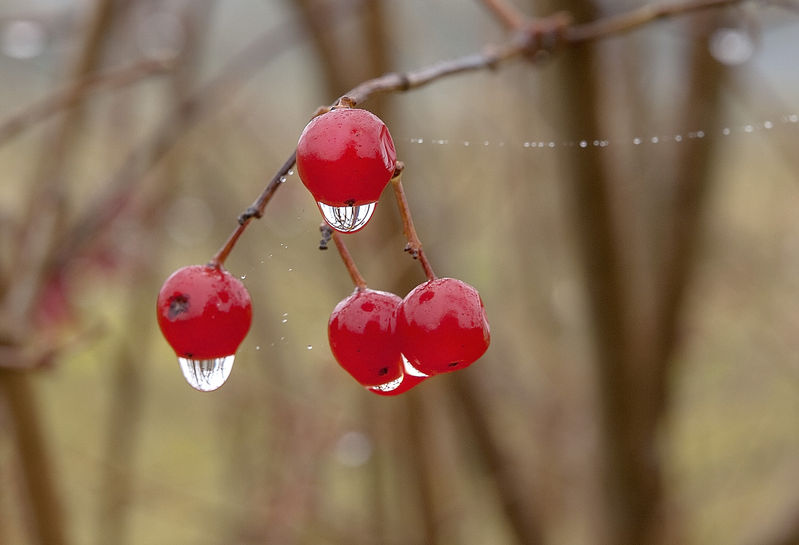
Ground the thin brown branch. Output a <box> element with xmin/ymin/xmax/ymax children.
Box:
<box><xmin>214</xmin><ymin>0</ymin><xmax>747</xmax><ymax>265</ymax></box>
<box><xmin>565</xmin><ymin>0</ymin><xmax>746</xmax><ymax>42</ymax></box>
<box><xmin>0</xmin><ymin>58</ymin><xmax>173</xmax><ymax>147</ymax></box>
<box><xmin>329</xmin><ymin>228</ymin><xmax>368</xmax><ymax>290</ymax></box>
<box><xmin>478</xmin><ymin>0</ymin><xmax>528</xmax><ymax>29</ymax></box>
<box><xmin>389</xmin><ymin>164</ymin><xmax>437</xmax><ymax>281</ymax></box>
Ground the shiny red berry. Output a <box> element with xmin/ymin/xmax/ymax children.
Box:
<box><xmin>328</xmin><ymin>288</ymin><xmax>404</xmax><ymax>388</ymax></box>
<box><xmin>397</xmin><ymin>278</ymin><xmax>490</xmax><ymax>375</ymax></box>
<box><xmin>156</xmin><ymin>264</ymin><xmax>252</xmax><ymax>360</ymax></box>
<box><xmin>297</xmin><ymin>108</ymin><xmax>396</xmax><ymax>233</ymax></box>
<box><xmin>368</xmin><ymin>356</ymin><xmax>428</xmax><ymax>396</ymax></box>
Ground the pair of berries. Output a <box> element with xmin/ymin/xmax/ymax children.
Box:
<box><xmin>328</xmin><ymin>278</ymin><xmax>490</xmax><ymax>395</ymax></box>
<box><xmin>296</xmin><ymin>106</ymin><xmax>397</xmax><ymax>233</ymax></box>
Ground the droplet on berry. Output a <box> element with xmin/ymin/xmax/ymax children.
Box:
<box><xmin>297</xmin><ymin>107</ymin><xmax>396</xmax><ymax>233</ymax></box>
<box><xmin>328</xmin><ymin>288</ymin><xmax>403</xmax><ymax>387</ymax></box>
<box><xmin>178</xmin><ymin>355</ymin><xmax>235</xmax><ymax>392</ymax></box>
<box><xmin>367</xmin><ymin>375</ymin><xmax>403</xmax><ymax>393</ymax></box>
<box><xmin>156</xmin><ymin>264</ymin><xmax>252</xmax><ymax>392</ymax></box>
<box><xmin>317</xmin><ymin>201</ymin><xmax>376</xmax><ymax>233</ymax></box>
<box><xmin>398</xmin><ymin>278</ymin><xmax>490</xmax><ymax>376</ymax></box>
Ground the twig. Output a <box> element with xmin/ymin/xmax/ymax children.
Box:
<box><xmin>389</xmin><ymin>163</ymin><xmax>437</xmax><ymax>282</ymax></box>
<box><xmin>0</xmin><ymin>58</ymin><xmax>173</xmax><ymax>147</ymax></box>
<box><xmin>212</xmin><ymin>0</ymin><xmax>748</xmax><ymax>266</ymax></box>
<box><xmin>327</xmin><ymin>226</ymin><xmax>368</xmax><ymax>290</ymax></box>
<box><xmin>478</xmin><ymin>0</ymin><xmax>528</xmax><ymax>29</ymax></box>
<box><xmin>565</xmin><ymin>0</ymin><xmax>745</xmax><ymax>42</ymax></box>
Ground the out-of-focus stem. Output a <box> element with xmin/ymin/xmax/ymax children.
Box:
<box><xmin>390</xmin><ymin>164</ymin><xmax>436</xmax><ymax>282</ymax></box>
<box><xmin>330</xmin><ymin>229</ymin><xmax>368</xmax><ymax>290</ymax></box>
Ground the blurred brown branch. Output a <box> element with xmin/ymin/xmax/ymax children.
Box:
<box><xmin>0</xmin><ymin>58</ymin><xmax>173</xmax><ymax>147</ymax></box>
<box><xmin>218</xmin><ymin>0</ymin><xmax>752</xmax><ymax>265</ymax></box>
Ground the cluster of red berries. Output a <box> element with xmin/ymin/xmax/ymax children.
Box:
<box><xmin>329</xmin><ymin>279</ymin><xmax>490</xmax><ymax>395</ymax></box>
<box><xmin>156</xmin><ymin>104</ymin><xmax>490</xmax><ymax>394</ymax></box>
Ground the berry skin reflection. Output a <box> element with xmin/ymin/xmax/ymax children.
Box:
<box><xmin>297</xmin><ymin>107</ymin><xmax>397</xmax><ymax>233</ymax></box>
<box><xmin>156</xmin><ymin>264</ymin><xmax>252</xmax><ymax>392</ymax></box>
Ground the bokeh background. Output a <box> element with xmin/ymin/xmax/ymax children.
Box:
<box><xmin>1</xmin><ymin>1</ymin><xmax>798</xmax><ymax>544</ymax></box>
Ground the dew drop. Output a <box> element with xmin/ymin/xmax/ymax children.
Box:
<box><xmin>579</xmin><ymin>140</ymin><xmax>588</xmax><ymax>148</ymax></box>
<box><xmin>282</xmin><ymin>318</ymin><xmax>288</xmax><ymax>324</ymax></box>
<box><xmin>334</xmin><ymin>431</ymin><xmax>373</xmax><ymax>467</ymax></box>
<box><xmin>288</xmin><ymin>169</ymin><xmax>294</xmax><ymax>175</ymax></box>
<box><xmin>651</xmin><ymin>136</ymin><xmax>659</xmax><ymax>144</ymax></box>
<box><xmin>722</xmin><ymin>128</ymin><xmax>731</xmax><ymax>136</ymax></box>
<box><xmin>709</xmin><ymin>27</ymin><xmax>754</xmax><ymax>66</ymax></box>
<box><xmin>318</xmin><ymin>201</ymin><xmax>376</xmax><ymax>233</ymax></box>
<box><xmin>764</xmin><ymin>121</ymin><xmax>773</xmax><ymax>129</ymax></box>
<box><xmin>307</xmin><ymin>345</ymin><xmax>313</xmax><ymax>350</ymax></box>
<box><xmin>279</xmin><ymin>176</ymin><xmax>287</xmax><ymax>183</ymax></box>
<box><xmin>633</xmin><ymin>137</ymin><xmax>642</xmax><ymax>145</ymax></box>
<box><xmin>2</xmin><ymin>20</ymin><xmax>46</xmax><ymax>59</ymax></box>
<box><xmin>178</xmin><ymin>355</ymin><xmax>234</xmax><ymax>392</ymax></box>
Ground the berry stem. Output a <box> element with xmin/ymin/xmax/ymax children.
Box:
<box><xmin>327</xmin><ymin>225</ymin><xmax>368</xmax><ymax>290</ymax></box>
<box><xmin>390</xmin><ymin>163</ymin><xmax>437</xmax><ymax>281</ymax></box>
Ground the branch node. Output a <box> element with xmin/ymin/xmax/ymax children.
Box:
<box><xmin>319</xmin><ymin>223</ymin><xmax>333</xmax><ymax>250</ymax></box>
<box><xmin>238</xmin><ymin>207</ymin><xmax>261</xmax><ymax>225</ymax></box>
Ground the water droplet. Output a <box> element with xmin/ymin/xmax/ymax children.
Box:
<box><xmin>307</xmin><ymin>345</ymin><xmax>313</xmax><ymax>350</ymax></box>
<box><xmin>402</xmin><ymin>354</ymin><xmax>428</xmax><ymax>377</ymax></box>
<box><xmin>463</xmin><ymin>141</ymin><xmax>470</xmax><ymax>146</ymax></box>
<box><xmin>2</xmin><ymin>20</ymin><xmax>46</xmax><ymax>59</ymax></box>
<box><xmin>743</xmin><ymin>124</ymin><xmax>754</xmax><ymax>133</ymax></box>
<box><xmin>764</xmin><ymin>121</ymin><xmax>773</xmax><ymax>129</ymax></box>
<box><xmin>288</xmin><ymin>169</ymin><xmax>294</xmax><ymax>175</ymax></box>
<box><xmin>368</xmin><ymin>376</ymin><xmax>403</xmax><ymax>393</ymax></box>
<box><xmin>722</xmin><ymin>128</ymin><xmax>731</xmax><ymax>136</ymax></box>
<box><xmin>709</xmin><ymin>27</ymin><xmax>754</xmax><ymax>66</ymax></box>
<box><xmin>483</xmin><ymin>140</ymin><xmax>490</xmax><ymax>146</ymax></box>
<box><xmin>240</xmin><ymin>274</ymin><xmax>247</xmax><ymax>280</ymax></box>
<box><xmin>279</xmin><ymin>176</ymin><xmax>287</xmax><ymax>183</ymax></box>
<box><xmin>633</xmin><ymin>137</ymin><xmax>642</xmax><ymax>145</ymax></box>
<box><xmin>651</xmin><ymin>136</ymin><xmax>659</xmax><ymax>144</ymax></box>
<box><xmin>696</xmin><ymin>130</ymin><xmax>705</xmax><ymax>138</ymax></box>
<box><xmin>178</xmin><ymin>355</ymin><xmax>234</xmax><ymax>392</ymax></box>
<box><xmin>548</xmin><ymin>142</ymin><xmax>556</xmax><ymax>148</ymax></box>
<box><xmin>318</xmin><ymin>201</ymin><xmax>376</xmax><ymax>233</ymax></box>
<box><xmin>255</xmin><ymin>345</ymin><xmax>261</xmax><ymax>351</ymax></box>
<box><xmin>334</xmin><ymin>431</ymin><xmax>373</xmax><ymax>467</ymax></box>
<box><xmin>579</xmin><ymin>140</ymin><xmax>588</xmax><ymax>148</ymax></box>
<box><xmin>674</xmin><ymin>134</ymin><xmax>683</xmax><ymax>142</ymax></box>
<box><xmin>282</xmin><ymin>318</ymin><xmax>288</xmax><ymax>323</ymax></box>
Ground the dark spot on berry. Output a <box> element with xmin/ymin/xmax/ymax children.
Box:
<box><xmin>344</xmin><ymin>199</ymin><xmax>355</xmax><ymax>206</ymax></box>
<box><xmin>448</xmin><ymin>362</ymin><xmax>460</xmax><ymax>367</ymax></box>
<box><xmin>168</xmin><ymin>294</ymin><xmax>190</xmax><ymax>320</ymax></box>
<box><xmin>378</xmin><ymin>367</ymin><xmax>389</xmax><ymax>376</ymax></box>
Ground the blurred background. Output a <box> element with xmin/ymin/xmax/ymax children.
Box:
<box><xmin>1</xmin><ymin>0</ymin><xmax>798</xmax><ymax>544</ymax></box>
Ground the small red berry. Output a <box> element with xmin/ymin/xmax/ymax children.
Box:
<box><xmin>296</xmin><ymin>107</ymin><xmax>397</xmax><ymax>232</ymax></box>
<box><xmin>156</xmin><ymin>264</ymin><xmax>252</xmax><ymax>391</ymax></box>
<box><xmin>368</xmin><ymin>356</ymin><xmax>428</xmax><ymax>396</ymax></box>
<box><xmin>328</xmin><ymin>288</ymin><xmax>404</xmax><ymax>388</ymax></box>
<box><xmin>397</xmin><ymin>278</ymin><xmax>490</xmax><ymax>376</ymax></box>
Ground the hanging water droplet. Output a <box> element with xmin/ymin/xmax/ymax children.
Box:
<box><xmin>318</xmin><ymin>201</ymin><xmax>376</xmax><ymax>233</ymax></box>
<box><xmin>288</xmin><ymin>169</ymin><xmax>294</xmax><ymax>175</ymax></box>
<box><xmin>402</xmin><ymin>354</ymin><xmax>428</xmax><ymax>378</ymax></box>
<box><xmin>368</xmin><ymin>375</ymin><xmax>403</xmax><ymax>393</ymax></box>
<box><xmin>307</xmin><ymin>345</ymin><xmax>313</xmax><ymax>350</ymax></box>
<box><xmin>178</xmin><ymin>355</ymin><xmax>234</xmax><ymax>392</ymax></box>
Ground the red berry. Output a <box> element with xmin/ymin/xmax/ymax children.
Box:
<box><xmin>296</xmin><ymin>108</ymin><xmax>396</xmax><ymax>232</ymax></box>
<box><xmin>397</xmin><ymin>278</ymin><xmax>490</xmax><ymax>375</ymax></box>
<box><xmin>368</xmin><ymin>356</ymin><xmax>428</xmax><ymax>396</ymax></box>
<box><xmin>328</xmin><ymin>288</ymin><xmax>404</xmax><ymax>387</ymax></box>
<box><xmin>156</xmin><ymin>264</ymin><xmax>252</xmax><ymax>360</ymax></box>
